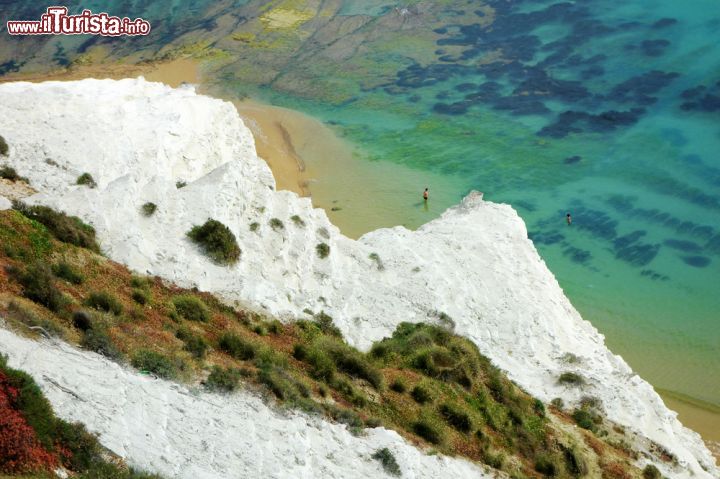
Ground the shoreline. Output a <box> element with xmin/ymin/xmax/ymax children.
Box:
<box><xmin>2</xmin><ymin>59</ymin><xmax>718</xmax><ymax>462</ymax></box>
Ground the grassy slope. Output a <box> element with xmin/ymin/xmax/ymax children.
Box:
<box><xmin>0</xmin><ymin>206</ymin><xmax>652</xmax><ymax>479</ymax></box>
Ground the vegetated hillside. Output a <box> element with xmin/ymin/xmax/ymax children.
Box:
<box><xmin>0</xmin><ymin>355</ymin><xmax>161</xmax><ymax>478</ymax></box>
<box><xmin>0</xmin><ymin>205</ymin><xmax>658</xmax><ymax>479</ymax></box>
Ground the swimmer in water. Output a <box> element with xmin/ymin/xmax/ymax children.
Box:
<box><xmin>566</xmin><ymin>213</ymin><xmax>572</xmax><ymax>225</ymax></box>
<box><xmin>423</xmin><ymin>188</ymin><xmax>429</xmax><ymax>201</ymax></box>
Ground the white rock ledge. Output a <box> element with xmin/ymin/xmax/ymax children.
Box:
<box><xmin>0</xmin><ymin>78</ymin><xmax>716</xmax><ymax>478</ymax></box>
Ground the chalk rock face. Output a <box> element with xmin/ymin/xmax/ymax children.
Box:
<box><xmin>0</xmin><ymin>194</ymin><xmax>11</xmax><ymax>210</ymax></box>
<box><xmin>0</xmin><ymin>78</ymin><xmax>716</xmax><ymax>478</ymax></box>
<box><xmin>0</xmin><ymin>329</ymin><xmax>491</xmax><ymax>479</ymax></box>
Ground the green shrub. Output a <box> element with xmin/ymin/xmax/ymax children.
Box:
<box><xmin>0</xmin><ymin>135</ymin><xmax>7</xmax><ymax>155</ymax></box>
<box><xmin>372</xmin><ymin>448</ymin><xmax>401</xmax><ymax>476</ymax></box>
<box><xmin>267</xmin><ymin>320</ymin><xmax>282</xmax><ymax>334</ymax></box>
<box><xmin>13</xmin><ymin>202</ymin><xmax>100</xmax><ymax>252</ymax></box>
<box><xmin>85</xmin><ymin>291</ymin><xmax>123</xmax><ymax>315</ymax></box>
<box><xmin>14</xmin><ymin>262</ymin><xmax>66</xmax><ymax>312</ymax></box>
<box><xmin>534</xmin><ymin>454</ymin><xmax>558</xmax><ymax>476</ymax></box>
<box><xmin>558</xmin><ymin>372</ymin><xmax>584</xmax><ymax>385</ymax></box>
<box><xmin>290</xmin><ymin>215</ymin><xmax>305</xmax><ymax>227</ymax></box>
<box><xmin>176</xmin><ymin>180</ymin><xmax>187</xmax><ymax>189</ymax></box>
<box><xmin>131</xmin><ymin>275</ymin><xmax>151</xmax><ymax>289</ymax></box>
<box><xmin>439</xmin><ymin>403</ymin><xmax>472</xmax><ymax>433</ymax></box>
<box><xmin>81</xmin><ymin>327</ymin><xmax>121</xmax><ymax>359</ymax></box>
<box><xmin>52</xmin><ymin>261</ymin><xmax>85</xmax><ymax>285</ymax></box>
<box><xmin>390</xmin><ymin>378</ymin><xmax>407</xmax><ymax>393</ymax></box>
<box><xmin>132</xmin><ymin>288</ymin><xmax>150</xmax><ymax>305</ymax></box>
<box><xmin>412</xmin><ymin>417</ymin><xmax>443</xmax><ymax>444</ymax></box>
<box><xmin>206</xmin><ymin>366</ymin><xmax>242</xmax><ymax>392</ymax></box>
<box><xmin>369</xmin><ymin>252</ymin><xmax>385</xmax><ymax>270</ymax></box>
<box><xmin>219</xmin><ymin>333</ymin><xmax>257</xmax><ymax>360</ymax></box>
<box><xmin>131</xmin><ymin>350</ymin><xmax>179</xmax><ymax>379</ymax></box>
<box><xmin>249</xmin><ymin>221</ymin><xmax>260</xmax><ymax>232</ymax></box>
<box><xmin>176</xmin><ymin>328</ymin><xmax>208</xmax><ymax>359</ymax></box>
<box><xmin>72</xmin><ymin>310</ymin><xmax>94</xmax><ymax>331</ymax></box>
<box><xmin>642</xmin><ymin>464</ymin><xmax>661</xmax><ymax>479</ymax></box>
<box><xmin>187</xmin><ymin>219</ymin><xmax>241</xmax><ymax>265</ymax></box>
<box><xmin>172</xmin><ymin>295</ymin><xmax>210</xmax><ymax>322</ymax></box>
<box><xmin>0</xmin><ymin>164</ymin><xmax>26</xmax><ymax>182</ymax></box>
<box><xmin>314</xmin><ymin>311</ymin><xmax>342</xmax><ymax>337</ymax></box>
<box><xmin>141</xmin><ymin>202</ymin><xmax>157</xmax><ymax>217</ymax></box>
<box><xmin>314</xmin><ymin>338</ymin><xmax>383</xmax><ymax>389</ymax></box>
<box><xmin>269</xmin><ymin>218</ymin><xmax>284</xmax><ymax>231</ymax></box>
<box><xmin>306</xmin><ymin>348</ymin><xmax>337</xmax><ymax>382</ymax></box>
<box><xmin>572</xmin><ymin>409</ymin><xmax>596</xmax><ymax>432</ymax></box>
<box><xmin>76</xmin><ymin>172</ymin><xmax>96</xmax><ymax>188</ymax></box>
<box><xmin>253</xmin><ymin>324</ymin><xmax>267</xmax><ymax>336</ymax></box>
<box><xmin>551</xmin><ymin>397</ymin><xmax>564</xmax><ymax>409</ymax></box>
<box><xmin>316</xmin><ymin>242</ymin><xmax>330</xmax><ymax>259</ymax></box>
<box><xmin>411</xmin><ymin>384</ymin><xmax>433</xmax><ymax>404</ymax></box>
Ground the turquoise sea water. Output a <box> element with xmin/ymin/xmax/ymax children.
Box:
<box><xmin>244</xmin><ymin>0</ymin><xmax>720</xmax><ymax>406</ymax></box>
<box><xmin>0</xmin><ymin>0</ymin><xmax>718</xmax><ymax>408</ymax></box>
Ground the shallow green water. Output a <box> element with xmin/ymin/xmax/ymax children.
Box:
<box><xmin>243</xmin><ymin>0</ymin><xmax>720</xmax><ymax>406</ymax></box>
<box><xmin>1</xmin><ymin>0</ymin><xmax>718</xmax><ymax>407</ymax></box>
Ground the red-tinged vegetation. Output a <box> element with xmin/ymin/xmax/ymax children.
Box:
<box><xmin>0</xmin><ymin>370</ymin><xmax>58</xmax><ymax>474</ymax></box>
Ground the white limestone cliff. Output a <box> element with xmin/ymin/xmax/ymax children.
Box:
<box><xmin>0</xmin><ymin>78</ymin><xmax>716</xmax><ymax>478</ymax></box>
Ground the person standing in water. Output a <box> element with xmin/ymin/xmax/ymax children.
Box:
<box><xmin>423</xmin><ymin>188</ymin><xmax>429</xmax><ymax>201</ymax></box>
<box><xmin>566</xmin><ymin>213</ymin><xmax>572</xmax><ymax>225</ymax></box>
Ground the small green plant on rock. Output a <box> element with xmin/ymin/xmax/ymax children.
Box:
<box><xmin>269</xmin><ymin>218</ymin><xmax>284</xmax><ymax>231</ymax></box>
<box><xmin>372</xmin><ymin>448</ymin><xmax>401</xmax><ymax>477</ymax></box>
<box><xmin>0</xmin><ymin>135</ymin><xmax>8</xmax><ymax>156</ymax></box>
<box><xmin>316</xmin><ymin>242</ymin><xmax>330</xmax><ymax>259</ymax></box>
<box><xmin>187</xmin><ymin>219</ymin><xmax>241</xmax><ymax>265</ymax></box>
<box><xmin>76</xmin><ymin>172</ymin><xmax>96</xmax><ymax>188</ymax></box>
<box><xmin>558</xmin><ymin>372</ymin><xmax>584</xmax><ymax>386</ymax></box>
<box><xmin>141</xmin><ymin>202</ymin><xmax>157</xmax><ymax>217</ymax></box>
<box><xmin>85</xmin><ymin>291</ymin><xmax>123</xmax><ymax>315</ymax></box>
<box><xmin>290</xmin><ymin>215</ymin><xmax>305</xmax><ymax>227</ymax></box>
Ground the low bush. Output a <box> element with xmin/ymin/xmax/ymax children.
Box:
<box><xmin>269</xmin><ymin>218</ymin><xmax>284</xmax><ymax>231</ymax></box>
<box><xmin>130</xmin><ymin>275</ymin><xmax>151</xmax><ymax>289</ymax></box>
<box><xmin>218</xmin><ymin>333</ymin><xmax>257</xmax><ymax>361</ymax></box>
<box><xmin>187</xmin><ymin>219</ymin><xmax>241</xmax><ymax>265</ymax></box>
<box><xmin>551</xmin><ymin>397</ymin><xmax>564</xmax><ymax>409</ymax></box>
<box><xmin>642</xmin><ymin>464</ymin><xmax>660</xmax><ymax>479</ymax></box>
<box><xmin>572</xmin><ymin>409</ymin><xmax>596</xmax><ymax>432</ymax></box>
<box><xmin>13</xmin><ymin>203</ymin><xmax>100</xmax><ymax>252</ymax></box>
<box><xmin>175</xmin><ymin>180</ymin><xmax>187</xmax><ymax>189</ymax></box>
<box><xmin>85</xmin><ymin>291</ymin><xmax>123</xmax><ymax>315</ymax></box>
<box><xmin>558</xmin><ymin>372</ymin><xmax>584</xmax><ymax>386</ymax></box>
<box><xmin>0</xmin><ymin>135</ymin><xmax>7</xmax><ymax>155</ymax></box>
<box><xmin>0</xmin><ymin>164</ymin><xmax>27</xmax><ymax>182</ymax></box>
<box><xmin>81</xmin><ymin>327</ymin><xmax>121</xmax><ymax>360</ymax></box>
<box><xmin>141</xmin><ymin>202</ymin><xmax>157</xmax><ymax>217</ymax></box>
<box><xmin>290</xmin><ymin>215</ymin><xmax>305</xmax><ymax>227</ymax></box>
<box><xmin>372</xmin><ymin>448</ymin><xmax>401</xmax><ymax>477</ymax></box>
<box><xmin>369</xmin><ymin>252</ymin><xmax>384</xmax><ymax>270</ymax></box>
<box><xmin>76</xmin><ymin>172</ymin><xmax>96</xmax><ymax>188</ymax></box>
<box><xmin>411</xmin><ymin>384</ymin><xmax>433</xmax><ymax>404</ymax></box>
<box><xmin>314</xmin><ymin>338</ymin><xmax>383</xmax><ymax>389</ymax></box>
<box><xmin>72</xmin><ymin>310</ymin><xmax>93</xmax><ymax>332</ymax></box>
<box><xmin>534</xmin><ymin>453</ymin><xmax>559</xmax><ymax>476</ymax></box>
<box><xmin>172</xmin><ymin>295</ymin><xmax>210</xmax><ymax>322</ymax></box>
<box><xmin>14</xmin><ymin>262</ymin><xmax>66</xmax><ymax>313</ymax></box>
<box><xmin>314</xmin><ymin>311</ymin><xmax>342</xmax><ymax>338</ymax></box>
<box><xmin>316</xmin><ymin>242</ymin><xmax>330</xmax><ymax>259</ymax></box>
<box><xmin>131</xmin><ymin>350</ymin><xmax>179</xmax><ymax>379</ymax></box>
<box><xmin>439</xmin><ymin>403</ymin><xmax>472</xmax><ymax>433</ymax></box>
<box><xmin>176</xmin><ymin>328</ymin><xmax>208</xmax><ymax>359</ymax></box>
<box><xmin>205</xmin><ymin>366</ymin><xmax>242</xmax><ymax>392</ymax></box>
<box><xmin>52</xmin><ymin>261</ymin><xmax>85</xmax><ymax>285</ymax></box>
<box><xmin>132</xmin><ymin>288</ymin><xmax>150</xmax><ymax>305</ymax></box>
<box><xmin>390</xmin><ymin>378</ymin><xmax>406</xmax><ymax>393</ymax></box>
<box><xmin>412</xmin><ymin>416</ymin><xmax>443</xmax><ymax>445</ymax></box>
<box><xmin>249</xmin><ymin>221</ymin><xmax>260</xmax><ymax>232</ymax></box>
